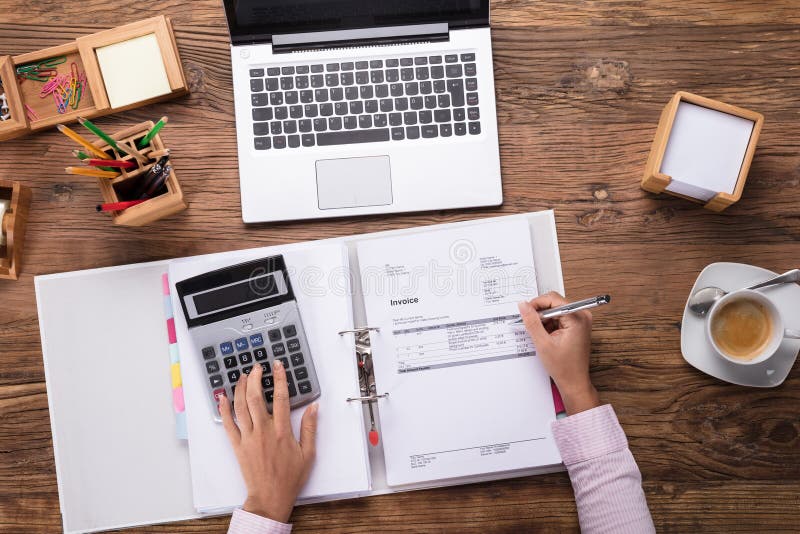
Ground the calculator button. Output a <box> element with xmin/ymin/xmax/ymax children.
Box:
<box><xmin>220</xmin><ymin>342</ymin><xmax>234</xmax><ymax>355</ymax></box>
<box><xmin>213</xmin><ymin>388</ymin><xmax>226</xmax><ymax>402</ymax></box>
<box><xmin>202</xmin><ymin>346</ymin><xmax>216</xmax><ymax>359</ymax></box>
<box><xmin>228</xmin><ymin>370</ymin><xmax>241</xmax><ymax>383</ymax></box>
<box><xmin>239</xmin><ymin>352</ymin><xmax>253</xmax><ymax>365</ymax></box>
<box><xmin>288</xmin><ymin>382</ymin><xmax>298</xmax><ymax>397</ymax></box>
<box><xmin>242</xmin><ymin>365</ymin><xmax>253</xmax><ymax>375</ymax></box>
<box><xmin>262</xmin><ymin>375</ymin><xmax>274</xmax><ymax>388</ymax></box>
<box><xmin>206</xmin><ymin>361</ymin><xmax>220</xmax><ymax>374</ymax></box>
<box><xmin>254</xmin><ymin>347</ymin><xmax>268</xmax><ymax>361</ymax></box>
<box><xmin>250</xmin><ymin>333</ymin><xmax>264</xmax><ymax>346</ymax></box>
<box><xmin>265</xmin><ymin>390</ymin><xmax>274</xmax><ymax>403</ymax></box>
<box><xmin>287</xmin><ymin>339</ymin><xmax>301</xmax><ymax>352</ymax></box>
<box><xmin>272</xmin><ymin>343</ymin><xmax>286</xmax><ymax>356</ymax></box>
<box><xmin>223</xmin><ymin>356</ymin><xmax>238</xmax><ymax>369</ymax></box>
<box><xmin>290</xmin><ymin>352</ymin><xmax>305</xmax><ymax>366</ymax></box>
<box><xmin>268</xmin><ymin>329</ymin><xmax>282</xmax><ymax>342</ymax></box>
<box><xmin>260</xmin><ymin>361</ymin><xmax>271</xmax><ymax>374</ymax></box>
<box><xmin>295</xmin><ymin>367</ymin><xmax>309</xmax><ymax>380</ymax></box>
<box><xmin>283</xmin><ymin>325</ymin><xmax>297</xmax><ymax>337</ymax></box>
<box><xmin>235</xmin><ymin>337</ymin><xmax>249</xmax><ymax>351</ymax></box>
<box><xmin>209</xmin><ymin>375</ymin><xmax>223</xmax><ymax>388</ymax></box>
<box><xmin>298</xmin><ymin>381</ymin><xmax>312</xmax><ymax>394</ymax></box>
<box><xmin>278</xmin><ymin>356</ymin><xmax>290</xmax><ymax>369</ymax></box>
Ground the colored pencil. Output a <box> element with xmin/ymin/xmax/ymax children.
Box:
<box><xmin>57</xmin><ymin>124</ymin><xmax>111</xmax><ymax>160</ymax></box>
<box><xmin>73</xmin><ymin>150</ymin><xmax>117</xmax><ymax>172</ymax></box>
<box><xmin>86</xmin><ymin>158</ymin><xmax>136</xmax><ymax>169</ymax></box>
<box><xmin>96</xmin><ymin>200</ymin><xmax>146</xmax><ymax>212</ymax></box>
<box><xmin>78</xmin><ymin>117</ymin><xmax>148</xmax><ymax>164</ymax></box>
<box><xmin>65</xmin><ymin>166</ymin><xmax>119</xmax><ymax>178</ymax></box>
<box><xmin>138</xmin><ymin>116</ymin><xmax>168</xmax><ymax>147</ymax></box>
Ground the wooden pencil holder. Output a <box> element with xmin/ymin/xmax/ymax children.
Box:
<box><xmin>642</xmin><ymin>91</ymin><xmax>764</xmax><ymax>212</ymax></box>
<box><xmin>94</xmin><ymin>121</ymin><xmax>187</xmax><ymax>226</ymax></box>
<box><xmin>0</xmin><ymin>16</ymin><xmax>188</xmax><ymax>141</ymax></box>
<box><xmin>0</xmin><ymin>180</ymin><xmax>31</xmax><ymax>280</ymax></box>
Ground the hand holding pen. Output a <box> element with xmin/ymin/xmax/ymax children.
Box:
<box><xmin>517</xmin><ymin>292</ymin><xmax>606</xmax><ymax>416</ymax></box>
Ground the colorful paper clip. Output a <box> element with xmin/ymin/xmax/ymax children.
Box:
<box><xmin>16</xmin><ymin>56</ymin><xmax>67</xmax><ymax>82</ymax></box>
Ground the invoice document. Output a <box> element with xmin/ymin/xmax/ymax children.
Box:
<box><xmin>357</xmin><ymin>218</ymin><xmax>562</xmax><ymax>486</ymax></box>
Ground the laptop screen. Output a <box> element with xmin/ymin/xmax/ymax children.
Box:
<box><xmin>223</xmin><ymin>0</ymin><xmax>489</xmax><ymax>44</ymax></box>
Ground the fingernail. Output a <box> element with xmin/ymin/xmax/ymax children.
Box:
<box><xmin>310</xmin><ymin>402</ymin><xmax>319</xmax><ymax>414</ymax></box>
<box><xmin>275</xmin><ymin>360</ymin><xmax>283</xmax><ymax>369</ymax></box>
<box><xmin>517</xmin><ymin>301</ymin><xmax>528</xmax><ymax>313</ymax></box>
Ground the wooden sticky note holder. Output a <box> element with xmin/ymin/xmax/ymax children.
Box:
<box><xmin>0</xmin><ymin>180</ymin><xmax>32</xmax><ymax>280</ymax></box>
<box><xmin>0</xmin><ymin>16</ymin><xmax>188</xmax><ymax>141</ymax></box>
<box><xmin>94</xmin><ymin>121</ymin><xmax>187</xmax><ymax>226</ymax></box>
<box><xmin>642</xmin><ymin>92</ymin><xmax>764</xmax><ymax>212</ymax></box>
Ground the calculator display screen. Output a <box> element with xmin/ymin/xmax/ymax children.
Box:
<box><xmin>193</xmin><ymin>275</ymin><xmax>280</xmax><ymax>315</ymax></box>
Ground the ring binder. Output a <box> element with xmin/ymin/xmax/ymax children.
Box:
<box><xmin>345</xmin><ymin>328</ymin><xmax>386</xmax><ymax>446</ymax></box>
<box><xmin>338</xmin><ymin>326</ymin><xmax>380</xmax><ymax>336</ymax></box>
<box><xmin>346</xmin><ymin>393</ymin><xmax>389</xmax><ymax>403</ymax></box>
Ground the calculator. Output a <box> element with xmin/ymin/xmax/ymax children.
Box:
<box><xmin>176</xmin><ymin>255</ymin><xmax>321</xmax><ymax>422</ymax></box>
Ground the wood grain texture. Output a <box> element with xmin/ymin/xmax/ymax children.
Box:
<box><xmin>1</xmin><ymin>1</ymin><xmax>798</xmax><ymax>532</ymax></box>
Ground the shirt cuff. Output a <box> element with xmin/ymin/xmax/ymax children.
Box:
<box><xmin>228</xmin><ymin>508</ymin><xmax>292</xmax><ymax>534</ymax></box>
<box><xmin>550</xmin><ymin>404</ymin><xmax>628</xmax><ymax>466</ymax></box>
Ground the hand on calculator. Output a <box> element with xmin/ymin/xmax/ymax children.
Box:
<box><xmin>220</xmin><ymin>359</ymin><xmax>319</xmax><ymax>523</ymax></box>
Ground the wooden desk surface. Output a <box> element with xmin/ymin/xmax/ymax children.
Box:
<box><xmin>1</xmin><ymin>2</ymin><xmax>799</xmax><ymax>532</ymax></box>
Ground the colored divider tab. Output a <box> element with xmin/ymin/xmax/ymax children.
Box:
<box><xmin>171</xmin><ymin>363</ymin><xmax>182</xmax><ymax>388</ymax></box>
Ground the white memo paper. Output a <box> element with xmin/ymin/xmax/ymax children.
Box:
<box><xmin>96</xmin><ymin>33</ymin><xmax>172</xmax><ymax>108</ymax></box>
<box><xmin>662</xmin><ymin>102</ymin><xmax>755</xmax><ymax>202</ymax></box>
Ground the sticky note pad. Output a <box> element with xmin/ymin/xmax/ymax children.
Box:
<box><xmin>662</xmin><ymin>102</ymin><xmax>755</xmax><ymax>202</ymax></box>
<box><xmin>96</xmin><ymin>33</ymin><xmax>171</xmax><ymax>108</ymax></box>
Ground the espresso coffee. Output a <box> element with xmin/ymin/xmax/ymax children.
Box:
<box><xmin>711</xmin><ymin>298</ymin><xmax>773</xmax><ymax>360</ymax></box>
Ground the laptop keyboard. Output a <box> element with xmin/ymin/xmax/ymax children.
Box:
<box><xmin>249</xmin><ymin>53</ymin><xmax>482</xmax><ymax>150</ymax></box>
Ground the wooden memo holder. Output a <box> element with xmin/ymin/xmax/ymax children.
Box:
<box><xmin>0</xmin><ymin>180</ymin><xmax>31</xmax><ymax>280</ymax></box>
<box><xmin>0</xmin><ymin>16</ymin><xmax>188</xmax><ymax>141</ymax></box>
<box><xmin>641</xmin><ymin>91</ymin><xmax>764</xmax><ymax>212</ymax></box>
<box><xmin>93</xmin><ymin>121</ymin><xmax>187</xmax><ymax>226</ymax></box>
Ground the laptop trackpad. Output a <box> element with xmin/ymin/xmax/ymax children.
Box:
<box><xmin>316</xmin><ymin>156</ymin><xmax>393</xmax><ymax>209</ymax></box>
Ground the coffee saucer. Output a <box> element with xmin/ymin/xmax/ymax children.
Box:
<box><xmin>681</xmin><ymin>262</ymin><xmax>800</xmax><ymax>387</ymax></box>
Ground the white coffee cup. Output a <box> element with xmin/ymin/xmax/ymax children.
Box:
<box><xmin>706</xmin><ymin>289</ymin><xmax>800</xmax><ymax>365</ymax></box>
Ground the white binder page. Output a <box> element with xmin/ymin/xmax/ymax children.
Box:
<box><xmin>170</xmin><ymin>243</ymin><xmax>370</xmax><ymax>512</ymax></box>
<box><xmin>357</xmin><ymin>217</ymin><xmax>561</xmax><ymax>487</ymax></box>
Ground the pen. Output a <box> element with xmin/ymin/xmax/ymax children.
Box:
<box><xmin>132</xmin><ymin>156</ymin><xmax>170</xmax><ymax>199</ymax></box>
<box><xmin>139</xmin><ymin>165</ymin><xmax>171</xmax><ymax>199</ymax></box>
<box><xmin>511</xmin><ymin>295</ymin><xmax>611</xmax><ymax>324</ymax></box>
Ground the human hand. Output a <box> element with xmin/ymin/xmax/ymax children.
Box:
<box><xmin>518</xmin><ymin>292</ymin><xmax>600</xmax><ymax>415</ymax></box>
<box><xmin>220</xmin><ymin>360</ymin><xmax>318</xmax><ymax>523</ymax></box>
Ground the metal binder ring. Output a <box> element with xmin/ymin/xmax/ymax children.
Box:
<box><xmin>338</xmin><ymin>326</ymin><xmax>380</xmax><ymax>336</ymax></box>
<box><xmin>346</xmin><ymin>393</ymin><xmax>389</xmax><ymax>403</ymax></box>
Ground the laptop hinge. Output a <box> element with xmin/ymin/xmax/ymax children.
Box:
<box><xmin>272</xmin><ymin>23</ymin><xmax>449</xmax><ymax>54</ymax></box>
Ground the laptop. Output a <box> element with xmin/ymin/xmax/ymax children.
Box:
<box><xmin>223</xmin><ymin>1</ymin><xmax>502</xmax><ymax>223</ymax></box>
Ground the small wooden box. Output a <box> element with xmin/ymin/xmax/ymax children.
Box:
<box><xmin>641</xmin><ymin>91</ymin><xmax>764</xmax><ymax>212</ymax></box>
<box><xmin>13</xmin><ymin>42</ymin><xmax>102</xmax><ymax>131</ymax></box>
<box><xmin>0</xmin><ymin>55</ymin><xmax>29</xmax><ymax>141</ymax></box>
<box><xmin>0</xmin><ymin>180</ymin><xmax>32</xmax><ymax>280</ymax></box>
<box><xmin>94</xmin><ymin>121</ymin><xmax>187</xmax><ymax>226</ymax></box>
<box><xmin>0</xmin><ymin>16</ymin><xmax>188</xmax><ymax>141</ymax></box>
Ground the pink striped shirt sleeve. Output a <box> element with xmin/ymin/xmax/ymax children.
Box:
<box><xmin>227</xmin><ymin>509</ymin><xmax>292</xmax><ymax>534</ymax></box>
<box><xmin>551</xmin><ymin>404</ymin><xmax>655</xmax><ymax>534</ymax></box>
